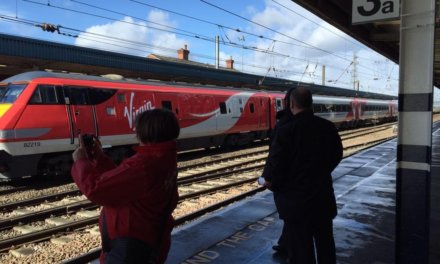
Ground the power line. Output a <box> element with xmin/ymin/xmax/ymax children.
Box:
<box><xmin>271</xmin><ymin>0</ymin><xmax>362</xmax><ymax>48</ymax></box>
<box><xmin>0</xmin><ymin>14</ymin><xmax>302</xmax><ymax>75</ymax></box>
<box><xmin>23</xmin><ymin>0</ymin><xmax>301</xmax><ymax>59</ymax></box>
<box><xmin>200</xmin><ymin>1</ymin><xmax>348</xmax><ymax>60</ymax></box>
<box><xmin>69</xmin><ymin>0</ymin><xmax>202</xmax><ymax>39</ymax></box>
<box><xmin>199</xmin><ymin>0</ymin><xmax>385</xmax><ymax>75</ymax></box>
<box><xmin>23</xmin><ymin>0</ymin><xmax>395</xmax><ymax>81</ymax></box>
<box><xmin>23</xmin><ymin>0</ymin><xmax>212</xmax><ymax>41</ymax></box>
<box><xmin>129</xmin><ymin>0</ymin><xmax>311</xmax><ymax>50</ymax></box>
<box><xmin>1</xmin><ymin>6</ymin><xmax>397</xmax><ymax>88</ymax></box>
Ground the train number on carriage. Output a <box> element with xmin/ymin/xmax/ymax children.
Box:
<box><xmin>24</xmin><ymin>142</ymin><xmax>41</xmax><ymax>147</ymax></box>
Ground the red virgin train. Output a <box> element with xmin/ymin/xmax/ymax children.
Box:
<box><xmin>0</xmin><ymin>71</ymin><xmax>397</xmax><ymax>180</ymax></box>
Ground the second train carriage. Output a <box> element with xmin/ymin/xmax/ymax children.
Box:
<box><xmin>0</xmin><ymin>71</ymin><xmax>397</xmax><ymax>179</ymax></box>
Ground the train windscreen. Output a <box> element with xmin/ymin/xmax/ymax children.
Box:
<box><xmin>0</xmin><ymin>84</ymin><xmax>26</xmax><ymax>103</ymax></box>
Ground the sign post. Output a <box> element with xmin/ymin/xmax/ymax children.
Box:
<box><xmin>352</xmin><ymin>0</ymin><xmax>400</xmax><ymax>24</ymax></box>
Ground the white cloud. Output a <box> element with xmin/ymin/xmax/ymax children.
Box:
<box><xmin>75</xmin><ymin>11</ymin><xmax>187</xmax><ymax>57</ymax></box>
<box><xmin>235</xmin><ymin>0</ymin><xmax>399</xmax><ymax>96</ymax></box>
<box><xmin>75</xmin><ymin>16</ymin><xmax>149</xmax><ymax>56</ymax></box>
<box><xmin>0</xmin><ymin>9</ymin><xmax>38</xmax><ymax>38</ymax></box>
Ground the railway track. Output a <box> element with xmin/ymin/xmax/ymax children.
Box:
<box><xmin>0</xmin><ymin>125</ymin><xmax>398</xmax><ymax>262</ymax></box>
<box><xmin>0</xmin><ymin>155</ymin><xmax>266</xmax><ymax>253</ymax></box>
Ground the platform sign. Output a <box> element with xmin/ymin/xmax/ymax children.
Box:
<box><xmin>352</xmin><ymin>0</ymin><xmax>399</xmax><ymax>24</ymax></box>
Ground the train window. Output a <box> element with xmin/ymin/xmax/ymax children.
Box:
<box><xmin>162</xmin><ymin>101</ymin><xmax>172</xmax><ymax>110</ymax></box>
<box><xmin>250</xmin><ymin>103</ymin><xmax>255</xmax><ymax>113</ymax></box>
<box><xmin>89</xmin><ymin>88</ymin><xmax>117</xmax><ymax>105</ymax></box>
<box><xmin>30</xmin><ymin>85</ymin><xmax>58</xmax><ymax>104</ymax></box>
<box><xmin>0</xmin><ymin>84</ymin><xmax>26</xmax><ymax>103</ymax></box>
<box><xmin>117</xmin><ymin>93</ymin><xmax>126</xmax><ymax>103</ymax></box>
<box><xmin>219</xmin><ymin>102</ymin><xmax>227</xmax><ymax>114</ymax></box>
<box><xmin>63</xmin><ymin>87</ymin><xmax>89</xmax><ymax>105</ymax></box>
<box><xmin>106</xmin><ymin>107</ymin><xmax>116</xmax><ymax>116</ymax></box>
<box><xmin>276</xmin><ymin>99</ymin><xmax>282</xmax><ymax>109</ymax></box>
<box><xmin>313</xmin><ymin>104</ymin><xmax>322</xmax><ymax>113</ymax></box>
<box><xmin>325</xmin><ymin>105</ymin><xmax>333</xmax><ymax>112</ymax></box>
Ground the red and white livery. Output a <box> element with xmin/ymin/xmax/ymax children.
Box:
<box><xmin>0</xmin><ymin>71</ymin><xmax>397</xmax><ymax>179</ymax></box>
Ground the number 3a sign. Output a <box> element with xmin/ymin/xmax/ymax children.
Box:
<box><xmin>352</xmin><ymin>0</ymin><xmax>400</xmax><ymax>24</ymax></box>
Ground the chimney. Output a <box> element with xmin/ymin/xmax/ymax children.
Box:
<box><xmin>177</xmin><ymin>44</ymin><xmax>190</xmax><ymax>60</ymax></box>
<box><xmin>226</xmin><ymin>56</ymin><xmax>234</xmax><ymax>69</ymax></box>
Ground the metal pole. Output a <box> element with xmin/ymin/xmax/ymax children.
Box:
<box><xmin>322</xmin><ymin>65</ymin><xmax>325</xmax><ymax>85</ymax></box>
<box><xmin>215</xmin><ymin>36</ymin><xmax>219</xmax><ymax>69</ymax></box>
<box><xmin>396</xmin><ymin>0</ymin><xmax>435</xmax><ymax>263</ymax></box>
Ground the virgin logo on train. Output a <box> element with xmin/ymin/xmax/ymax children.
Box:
<box><xmin>124</xmin><ymin>92</ymin><xmax>155</xmax><ymax>129</ymax></box>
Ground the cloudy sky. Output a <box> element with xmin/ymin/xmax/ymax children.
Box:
<box><xmin>0</xmin><ymin>0</ymin><xmax>439</xmax><ymax>103</ymax></box>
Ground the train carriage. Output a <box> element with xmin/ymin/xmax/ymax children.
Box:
<box><xmin>0</xmin><ymin>72</ymin><xmax>274</xmax><ymax>179</ymax></box>
<box><xmin>0</xmin><ymin>71</ymin><xmax>397</xmax><ymax>180</ymax></box>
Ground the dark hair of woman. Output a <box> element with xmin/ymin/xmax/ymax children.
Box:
<box><xmin>135</xmin><ymin>108</ymin><xmax>180</xmax><ymax>144</ymax></box>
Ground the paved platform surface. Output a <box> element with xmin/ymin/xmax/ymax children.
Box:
<box><xmin>430</xmin><ymin>122</ymin><xmax>440</xmax><ymax>263</ymax></box>
<box><xmin>89</xmin><ymin>122</ymin><xmax>440</xmax><ymax>264</ymax></box>
<box><xmin>168</xmin><ymin>139</ymin><xmax>399</xmax><ymax>264</ymax></box>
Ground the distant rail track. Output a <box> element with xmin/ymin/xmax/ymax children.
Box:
<box><xmin>0</xmin><ymin>124</ymin><xmax>399</xmax><ymax>262</ymax></box>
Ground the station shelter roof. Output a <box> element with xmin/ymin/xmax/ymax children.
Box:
<box><xmin>291</xmin><ymin>0</ymin><xmax>440</xmax><ymax>88</ymax></box>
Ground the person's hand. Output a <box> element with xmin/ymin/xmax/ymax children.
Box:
<box><xmin>89</xmin><ymin>135</ymin><xmax>104</xmax><ymax>160</ymax></box>
<box><xmin>72</xmin><ymin>134</ymin><xmax>88</xmax><ymax>162</ymax></box>
<box><xmin>264</xmin><ymin>180</ymin><xmax>272</xmax><ymax>190</ymax></box>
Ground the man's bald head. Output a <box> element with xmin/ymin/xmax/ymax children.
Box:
<box><xmin>290</xmin><ymin>87</ymin><xmax>313</xmax><ymax>110</ymax></box>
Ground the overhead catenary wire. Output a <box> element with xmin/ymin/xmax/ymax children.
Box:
<box><xmin>0</xmin><ymin>14</ymin><xmax>306</xmax><ymax>75</ymax></box>
<box><xmin>4</xmin><ymin>1</ymin><xmax>399</xmax><ymax>88</ymax></box>
<box><xmin>0</xmin><ymin>12</ymin><xmax>388</xmax><ymax>83</ymax></box>
<box><xmin>271</xmin><ymin>0</ymin><xmax>362</xmax><ymax>48</ymax></box>
<box><xmin>130</xmin><ymin>0</ymin><xmax>392</xmax><ymax>66</ymax></box>
<box><xmin>199</xmin><ymin>0</ymin><xmax>387</xmax><ymax>75</ymax></box>
<box><xmin>21</xmin><ymin>0</ymin><xmax>293</xmax><ymax>59</ymax></box>
<box><xmin>128</xmin><ymin>0</ymin><xmax>312</xmax><ymax>50</ymax></box>
<box><xmin>1</xmin><ymin>14</ymin><xmax>386</xmax><ymax>82</ymax></box>
<box><xmin>21</xmin><ymin>0</ymin><xmax>395</xmax><ymax>81</ymax></box>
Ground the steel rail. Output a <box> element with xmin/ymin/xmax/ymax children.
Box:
<box><xmin>0</xmin><ymin>189</ymin><xmax>82</xmax><ymax>212</ymax></box>
<box><xmin>60</xmin><ymin>187</ymin><xmax>266</xmax><ymax>264</ymax></box>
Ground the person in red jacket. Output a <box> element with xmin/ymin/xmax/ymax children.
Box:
<box><xmin>71</xmin><ymin>108</ymin><xmax>180</xmax><ymax>264</ymax></box>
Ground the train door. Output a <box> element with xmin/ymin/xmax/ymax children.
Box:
<box><xmin>258</xmin><ymin>97</ymin><xmax>269</xmax><ymax>129</ymax></box>
<box><xmin>230</xmin><ymin>96</ymin><xmax>243</xmax><ymax>118</ymax></box>
<box><xmin>246</xmin><ymin>97</ymin><xmax>258</xmax><ymax>130</ymax></box>
<box><xmin>62</xmin><ymin>86</ymin><xmax>97</xmax><ymax>144</ymax></box>
<box><xmin>388</xmin><ymin>102</ymin><xmax>394</xmax><ymax>117</ymax></box>
<box><xmin>275</xmin><ymin>97</ymin><xmax>283</xmax><ymax>112</ymax></box>
<box><xmin>351</xmin><ymin>100</ymin><xmax>360</xmax><ymax>121</ymax></box>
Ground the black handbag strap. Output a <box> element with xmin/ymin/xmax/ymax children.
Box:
<box><xmin>101</xmin><ymin>210</ymin><xmax>111</xmax><ymax>253</ymax></box>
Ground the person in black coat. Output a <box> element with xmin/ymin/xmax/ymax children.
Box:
<box><xmin>264</xmin><ymin>87</ymin><xmax>342</xmax><ymax>264</ymax></box>
<box><xmin>261</xmin><ymin>88</ymin><xmax>294</xmax><ymax>255</ymax></box>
